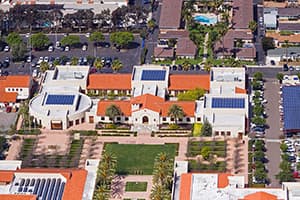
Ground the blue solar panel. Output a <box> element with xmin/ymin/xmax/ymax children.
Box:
<box><xmin>211</xmin><ymin>98</ymin><xmax>245</xmax><ymax>109</ymax></box>
<box><xmin>45</xmin><ymin>95</ymin><xmax>75</xmax><ymax>105</ymax></box>
<box><xmin>282</xmin><ymin>86</ymin><xmax>300</xmax><ymax>130</ymax></box>
<box><xmin>141</xmin><ymin>70</ymin><xmax>166</xmax><ymax>81</ymax></box>
<box><xmin>57</xmin><ymin>182</ymin><xmax>65</xmax><ymax>200</ymax></box>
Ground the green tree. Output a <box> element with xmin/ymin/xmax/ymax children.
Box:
<box><xmin>40</xmin><ymin>61</ymin><xmax>50</xmax><ymax>73</ymax></box>
<box><xmin>254</xmin><ymin>151</ymin><xmax>265</xmax><ymax>162</ymax></box>
<box><xmin>252</xmin><ymin>116</ymin><xmax>266</xmax><ymax>126</ymax></box>
<box><xmin>105</xmin><ymin>104</ymin><xmax>121</xmax><ymax>123</ymax></box>
<box><xmin>248</xmin><ymin>20</ymin><xmax>257</xmax><ymax>33</ymax></box>
<box><xmin>168</xmin><ymin>38</ymin><xmax>177</xmax><ymax>48</ymax></box>
<box><xmin>94</xmin><ymin>58</ymin><xmax>104</xmax><ymax>70</ymax></box>
<box><xmin>111</xmin><ymin>59</ymin><xmax>123</xmax><ymax>72</ymax></box>
<box><xmin>110</xmin><ymin>31</ymin><xmax>134</xmax><ymax>49</ymax></box>
<box><xmin>253</xmin><ymin>105</ymin><xmax>264</xmax><ymax>116</ymax></box>
<box><xmin>6</xmin><ymin>32</ymin><xmax>22</xmax><ymax>46</ymax></box>
<box><xmin>276</xmin><ymin>73</ymin><xmax>284</xmax><ymax>84</ymax></box>
<box><xmin>280</xmin><ymin>143</ymin><xmax>288</xmax><ymax>152</ymax></box>
<box><xmin>253</xmin><ymin>72</ymin><xmax>263</xmax><ymax>81</ymax></box>
<box><xmin>177</xmin><ymin>88</ymin><xmax>205</xmax><ymax>101</ymax></box>
<box><xmin>262</xmin><ymin>36</ymin><xmax>275</xmax><ymax>52</ymax></box>
<box><xmin>70</xmin><ymin>57</ymin><xmax>78</xmax><ymax>65</ymax></box>
<box><xmin>168</xmin><ymin>104</ymin><xmax>184</xmax><ymax>124</ymax></box>
<box><xmin>89</xmin><ymin>31</ymin><xmax>105</xmax><ymax>57</ymax></box>
<box><xmin>201</xmin><ymin>146</ymin><xmax>211</xmax><ymax>160</ymax></box>
<box><xmin>11</xmin><ymin>42</ymin><xmax>27</xmax><ymax>62</ymax></box>
<box><xmin>147</xmin><ymin>19</ymin><xmax>156</xmax><ymax>32</ymax></box>
<box><xmin>201</xmin><ymin>119</ymin><xmax>212</xmax><ymax>136</ymax></box>
<box><xmin>60</xmin><ymin>35</ymin><xmax>81</xmax><ymax>47</ymax></box>
<box><xmin>30</xmin><ymin>32</ymin><xmax>50</xmax><ymax>50</ymax></box>
<box><xmin>254</xmin><ymin>167</ymin><xmax>267</xmax><ymax>183</ymax></box>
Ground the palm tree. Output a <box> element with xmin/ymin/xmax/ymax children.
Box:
<box><xmin>284</xmin><ymin>40</ymin><xmax>289</xmax><ymax>63</ymax></box>
<box><xmin>40</xmin><ymin>61</ymin><xmax>50</xmax><ymax>73</ymax></box>
<box><xmin>111</xmin><ymin>59</ymin><xmax>123</xmax><ymax>72</ymax></box>
<box><xmin>93</xmin><ymin>58</ymin><xmax>104</xmax><ymax>70</ymax></box>
<box><xmin>150</xmin><ymin>184</ymin><xmax>171</xmax><ymax>200</ymax></box>
<box><xmin>168</xmin><ymin>104</ymin><xmax>184</xmax><ymax>124</ymax></box>
<box><xmin>70</xmin><ymin>57</ymin><xmax>78</xmax><ymax>65</ymax></box>
<box><xmin>93</xmin><ymin>185</ymin><xmax>110</xmax><ymax>200</ymax></box>
<box><xmin>105</xmin><ymin>104</ymin><xmax>121</xmax><ymax>123</ymax></box>
<box><xmin>182</xmin><ymin>60</ymin><xmax>191</xmax><ymax>71</ymax></box>
<box><xmin>147</xmin><ymin>19</ymin><xmax>156</xmax><ymax>33</ymax></box>
<box><xmin>153</xmin><ymin>153</ymin><xmax>173</xmax><ymax>187</ymax></box>
<box><xmin>248</xmin><ymin>20</ymin><xmax>257</xmax><ymax>33</ymax></box>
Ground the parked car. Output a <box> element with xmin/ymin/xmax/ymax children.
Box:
<box><xmin>270</xmin><ymin>60</ymin><xmax>275</xmax><ymax>65</ymax></box>
<box><xmin>44</xmin><ymin>57</ymin><xmax>49</xmax><ymax>63</ymax></box>
<box><xmin>26</xmin><ymin>56</ymin><xmax>32</xmax><ymax>63</ymax></box>
<box><xmin>4</xmin><ymin>46</ymin><xmax>9</xmax><ymax>52</ymax></box>
<box><xmin>65</xmin><ymin>46</ymin><xmax>70</xmax><ymax>52</ymax></box>
<box><xmin>38</xmin><ymin>57</ymin><xmax>43</xmax><ymax>64</ymax></box>
<box><xmin>55</xmin><ymin>41</ymin><xmax>60</xmax><ymax>48</ymax></box>
<box><xmin>289</xmin><ymin>66</ymin><xmax>295</xmax><ymax>71</ymax></box>
<box><xmin>82</xmin><ymin>44</ymin><xmax>88</xmax><ymax>51</ymax></box>
<box><xmin>48</xmin><ymin>46</ymin><xmax>54</xmax><ymax>52</ymax></box>
<box><xmin>283</xmin><ymin>64</ymin><xmax>289</xmax><ymax>71</ymax></box>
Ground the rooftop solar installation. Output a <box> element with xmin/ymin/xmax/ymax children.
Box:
<box><xmin>211</xmin><ymin>98</ymin><xmax>245</xmax><ymax>108</ymax></box>
<box><xmin>45</xmin><ymin>94</ymin><xmax>75</xmax><ymax>105</ymax></box>
<box><xmin>14</xmin><ymin>177</ymin><xmax>65</xmax><ymax>200</ymax></box>
<box><xmin>141</xmin><ymin>70</ymin><xmax>166</xmax><ymax>81</ymax></box>
<box><xmin>282</xmin><ymin>86</ymin><xmax>300</xmax><ymax>130</ymax></box>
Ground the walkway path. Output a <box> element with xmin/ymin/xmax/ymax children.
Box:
<box><xmin>6</xmin><ymin>139</ymin><xmax>22</xmax><ymax>160</ymax></box>
<box><xmin>203</xmin><ymin>32</ymin><xmax>209</xmax><ymax>63</ymax></box>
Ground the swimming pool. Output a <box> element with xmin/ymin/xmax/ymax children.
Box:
<box><xmin>194</xmin><ymin>15</ymin><xmax>217</xmax><ymax>25</ymax></box>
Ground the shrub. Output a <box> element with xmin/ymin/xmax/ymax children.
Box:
<box><xmin>168</xmin><ymin>124</ymin><xmax>180</xmax><ymax>130</ymax></box>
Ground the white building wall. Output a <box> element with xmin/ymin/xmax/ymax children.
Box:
<box><xmin>5</xmin><ymin>87</ymin><xmax>30</xmax><ymax>100</ymax></box>
<box><xmin>132</xmin><ymin>109</ymin><xmax>160</xmax><ymax>125</ymax></box>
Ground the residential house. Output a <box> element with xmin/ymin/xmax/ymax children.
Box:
<box><xmin>266</xmin><ymin>47</ymin><xmax>300</xmax><ymax>65</ymax></box>
<box><xmin>176</xmin><ymin>37</ymin><xmax>198</xmax><ymax>59</ymax></box>
<box><xmin>159</xmin><ymin>0</ymin><xmax>183</xmax><ymax>30</ymax></box>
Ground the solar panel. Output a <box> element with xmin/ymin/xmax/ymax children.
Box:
<box><xmin>38</xmin><ymin>179</ymin><xmax>46</xmax><ymax>197</ymax></box>
<box><xmin>53</xmin><ymin>179</ymin><xmax>61</xmax><ymax>200</ymax></box>
<box><xmin>24</xmin><ymin>187</ymin><xmax>28</xmax><ymax>193</ymax></box>
<box><xmin>45</xmin><ymin>95</ymin><xmax>75</xmax><ymax>105</ymax></box>
<box><xmin>20</xmin><ymin>179</ymin><xmax>25</xmax><ymax>186</ymax></box>
<box><xmin>18</xmin><ymin>186</ymin><xmax>23</xmax><ymax>193</ymax></box>
<box><xmin>211</xmin><ymin>98</ymin><xmax>245</xmax><ymax>109</ymax></box>
<box><xmin>282</xmin><ymin>86</ymin><xmax>300</xmax><ymax>130</ymax></box>
<box><xmin>30</xmin><ymin>179</ymin><xmax>35</xmax><ymax>186</ymax></box>
<box><xmin>57</xmin><ymin>182</ymin><xmax>65</xmax><ymax>200</ymax></box>
<box><xmin>141</xmin><ymin>70</ymin><xmax>166</xmax><ymax>81</ymax></box>
<box><xmin>25</xmin><ymin>179</ymin><xmax>30</xmax><ymax>186</ymax></box>
<box><xmin>33</xmin><ymin>179</ymin><xmax>41</xmax><ymax>194</ymax></box>
<box><xmin>42</xmin><ymin>179</ymin><xmax>51</xmax><ymax>200</ymax></box>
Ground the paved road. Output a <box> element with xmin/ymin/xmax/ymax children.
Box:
<box><xmin>264</xmin><ymin>78</ymin><xmax>282</xmax><ymax>187</ymax></box>
<box><xmin>253</xmin><ymin>4</ymin><xmax>265</xmax><ymax>65</ymax></box>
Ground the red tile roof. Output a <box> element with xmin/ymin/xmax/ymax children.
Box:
<box><xmin>87</xmin><ymin>74</ymin><xmax>131</xmax><ymax>90</ymax></box>
<box><xmin>97</xmin><ymin>100</ymin><xmax>131</xmax><ymax>116</ymax></box>
<box><xmin>169</xmin><ymin>74</ymin><xmax>210</xmax><ymax>91</ymax></box>
<box><xmin>0</xmin><ymin>168</ymin><xmax>87</xmax><ymax>200</ymax></box>
<box><xmin>97</xmin><ymin>94</ymin><xmax>195</xmax><ymax>117</ymax></box>
<box><xmin>0</xmin><ymin>75</ymin><xmax>31</xmax><ymax>103</ymax></box>
<box><xmin>0</xmin><ymin>195</ymin><xmax>37</xmax><ymax>200</ymax></box>
<box><xmin>179</xmin><ymin>173</ymin><xmax>192</xmax><ymax>200</ymax></box>
<box><xmin>217</xmin><ymin>173</ymin><xmax>232</xmax><ymax>188</ymax></box>
<box><xmin>235</xmin><ymin>87</ymin><xmax>247</xmax><ymax>94</ymax></box>
<box><xmin>242</xmin><ymin>191</ymin><xmax>278</xmax><ymax>200</ymax></box>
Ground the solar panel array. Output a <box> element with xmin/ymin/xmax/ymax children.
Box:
<box><xmin>141</xmin><ymin>70</ymin><xmax>166</xmax><ymax>81</ymax></box>
<box><xmin>45</xmin><ymin>95</ymin><xmax>75</xmax><ymax>105</ymax></box>
<box><xmin>211</xmin><ymin>98</ymin><xmax>245</xmax><ymax>108</ymax></box>
<box><xmin>282</xmin><ymin>86</ymin><xmax>300</xmax><ymax>130</ymax></box>
<box><xmin>15</xmin><ymin>177</ymin><xmax>65</xmax><ymax>200</ymax></box>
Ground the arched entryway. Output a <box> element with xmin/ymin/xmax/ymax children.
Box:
<box><xmin>142</xmin><ymin>116</ymin><xmax>149</xmax><ymax>124</ymax></box>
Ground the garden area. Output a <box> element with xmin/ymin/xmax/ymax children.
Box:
<box><xmin>125</xmin><ymin>182</ymin><xmax>148</xmax><ymax>192</ymax></box>
<box><xmin>187</xmin><ymin>139</ymin><xmax>227</xmax><ymax>172</ymax></box>
<box><xmin>18</xmin><ymin>137</ymin><xmax>84</xmax><ymax>168</ymax></box>
<box><xmin>103</xmin><ymin>143</ymin><xmax>178</xmax><ymax>175</ymax></box>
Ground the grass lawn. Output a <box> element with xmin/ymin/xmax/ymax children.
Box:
<box><xmin>188</xmin><ymin>160</ymin><xmax>226</xmax><ymax>172</ymax></box>
<box><xmin>192</xmin><ymin>123</ymin><xmax>202</xmax><ymax>137</ymax></box>
<box><xmin>104</xmin><ymin>143</ymin><xmax>178</xmax><ymax>175</ymax></box>
<box><xmin>187</xmin><ymin>141</ymin><xmax>226</xmax><ymax>157</ymax></box>
<box><xmin>125</xmin><ymin>182</ymin><xmax>148</xmax><ymax>192</ymax></box>
<box><xmin>175</xmin><ymin>57</ymin><xmax>203</xmax><ymax>65</ymax></box>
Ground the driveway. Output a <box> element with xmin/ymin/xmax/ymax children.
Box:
<box><xmin>264</xmin><ymin>78</ymin><xmax>282</xmax><ymax>187</ymax></box>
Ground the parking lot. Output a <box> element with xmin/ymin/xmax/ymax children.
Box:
<box><xmin>0</xmin><ymin>112</ymin><xmax>17</xmax><ymax>132</ymax></box>
<box><xmin>0</xmin><ymin>34</ymin><xmax>143</xmax><ymax>75</ymax></box>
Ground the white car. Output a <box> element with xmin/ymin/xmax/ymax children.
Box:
<box><xmin>82</xmin><ymin>45</ymin><xmax>87</xmax><ymax>51</ymax></box>
<box><xmin>37</xmin><ymin>57</ymin><xmax>44</xmax><ymax>64</ymax></box>
<box><xmin>294</xmin><ymin>141</ymin><xmax>300</xmax><ymax>147</ymax></box>
<box><xmin>43</xmin><ymin>57</ymin><xmax>49</xmax><ymax>63</ymax></box>
<box><xmin>4</xmin><ymin>46</ymin><xmax>9</xmax><ymax>52</ymax></box>
<box><xmin>65</xmin><ymin>46</ymin><xmax>70</xmax><ymax>52</ymax></box>
<box><xmin>55</xmin><ymin>41</ymin><xmax>60</xmax><ymax>48</ymax></box>
<box><xmin>85</xmin><ymin>33</ymin><xmax>90</xmax><ymax>38</ymax></box>
<box><xmin>48</xmin><ymin>46</ymin><xmax>54</xmax><ymax>52</ymax></box>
